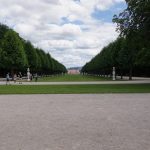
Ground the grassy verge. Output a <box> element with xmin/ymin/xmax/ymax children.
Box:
<box><xmin>38</xmin><ymin>74</ymin><xmax>111</xmax><ymax>82</ymax></box>
<box><xmin>0</xmin><ymin>84</ymin><xmax>150</xmax><ymax>94</ymax></box>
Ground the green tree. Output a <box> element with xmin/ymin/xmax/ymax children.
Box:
<box><xmin>46</xmin><ymin>53</ymin><xmax>53</xmax><ymax>74</ymax></box>
<box><xmin>0</xmin><ymin>24</ymin><xmax>9</xmax><ymax>72</ymax></box>
<box><xmin>0</xmin><ymin>23</ymin><xmax>67</xmax><ymax>76</ymax></box>
<box><xmin>0</xmin><ymin>24</ymin><xmax>9</xmax><ymax>40</ymax></box>
<box><xmin>24</xmin><ymin>41</ymin><xmax>38</xmax><ymax>72</ymax></box>
<box><xmin>35</xmin><ymin>48</ymin><xmax>42</xmax><ymax>73</ymax></box>
<box><xmin>1</xmin><ymin>29</ymin><xmax>28</xmax><ymax>74</ymax></box>
<box><xmin>113</xmin><ymin>0</ymin><xmax>150</xmax><ymax>79</ymax></box>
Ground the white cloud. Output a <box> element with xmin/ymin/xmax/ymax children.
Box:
<box><xmin>0</xmin><ymin>0</ymin><xmax>125</xmax><ymax>67</ymax></box>
<box><xmin>14</xmin><ymin>24</ymin><xmax>35</xmax><ymax>36</ymax></box>
<box><xmin>37</xmin><ymin>40</ymin><xmax>75</xmax><ymax>50</ymax></box>
<box><xmin>80</xmin><ymin>0</ymin><xmax>124</xmax><ymax>11</ymax></box>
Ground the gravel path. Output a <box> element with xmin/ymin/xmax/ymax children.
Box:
<box><xmin>1</xmin><ymin>80</ymin><xmax>150</xmax><ymax>85</ymax></box>
<box><xmin>0</xmin><ymin>94</ymin><xmax>150</xmax><ymax>150</ymax></box>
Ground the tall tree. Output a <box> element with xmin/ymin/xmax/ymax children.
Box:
<box><xmin>1</xmin><ymin>29</ymin><xmax>28</xmax><ymax>74</ymax></box>
<box><xmin>0</xmin><ymin>24</ymin><xmax>9</xmax><ymax>71</ymax></box>
<box><xmin>113</xmin><ymin>0</ymin><xmax>150</xmax><ymax>79</ymax></box>
<box><xmin>0</xmin><ymin>24</ymin><xmax>9</xmax><ymax>40</ymax></box>
<box><xmin>0</xmin><ymin>23</ymin><xmax>67</xmax><ymax>76</ymax></box>
<box><xmin>24</xmin><ymin>41</ymin><xmax>38</xmax><ymax>72</ymax></box>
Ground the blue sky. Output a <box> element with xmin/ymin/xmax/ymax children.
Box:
<box><xmin>0</xmin><ymin>0</ymin><xmax>126</xmax><ymax>67</ymax></box>
<box><xmin>92</xmin><ymin>2</ymin><xmax>127</xmax><ymax>22</ymax></box>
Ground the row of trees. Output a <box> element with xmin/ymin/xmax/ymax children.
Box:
<box><xmin>81</xmin><ymin>0</ymin><xmax>150</xmax><ymax>79</ymax></box>
<box><xmin>0</xmin><ymin>24</ymin><xmax>67</xmax><ymax>77</ymax></box>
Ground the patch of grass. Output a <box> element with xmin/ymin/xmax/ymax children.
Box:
<box><xmin>0</xmin><ymin>84</ymin><xmax>150</xmax><ymax>94</ymax></box>
<box><xmin>38</xmin><ymin>74</ymin><xmax>111</xmax><ymax>82</ymax></box>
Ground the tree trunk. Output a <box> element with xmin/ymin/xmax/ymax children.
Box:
<box><xmin>129</xmin><ymin>68</ymin><xmax>132</xmax><ymax>80</ymax></box>
<box><xmin>11</xmin><ymin>68</ymin><xmax>14</xmax><ymax>80</ymax></box>
<box><xmin>121</xmin><ymin>72</ymin><xmax>123</xmax><ymax>80</ymax></box>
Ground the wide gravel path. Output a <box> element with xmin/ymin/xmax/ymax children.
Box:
<box><xmin>1</xmin><ymin>80</ymin><xmax>150</xmax><ymax>85</ymax></box>
<box><xmin>0</xmin><ymin>94</ymin><xmax>150</xmax><ymax>150</ymax></box>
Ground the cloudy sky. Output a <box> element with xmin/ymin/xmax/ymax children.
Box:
<box><xmin>0</xmin><ymin>0</ymin><xmax>126</xmax><ymax>68</ymax></box>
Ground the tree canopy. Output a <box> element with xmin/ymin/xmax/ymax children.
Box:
<box><xmin>0</xmin><ymin>23</ymin><xmax>67</xmax><ymax>76</ymax></box>
<box><xmin>82</xmin><ymin>0</ymin><xmax>150</xmax><ymax>78</ymax></box>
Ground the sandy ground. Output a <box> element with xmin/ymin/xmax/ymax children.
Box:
<box><xmin>0</xmin><ymin>94</ymin><xmax>150</xmax><ymax>150</ymax></box>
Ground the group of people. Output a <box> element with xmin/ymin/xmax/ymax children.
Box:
<box><xmin>6</xmin><ymin>72</ymin><xmax>23</xmax><ymax>85</ymax></box>
<box><xmin>6</xmin><ymin>72</ymin><xmax>38</xmax><ymax>85</ymax></box>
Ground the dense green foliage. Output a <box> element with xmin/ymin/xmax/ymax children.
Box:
<box><xmin>82</xmin><ymin>0</ymin><xmax>150</xmax><ymax>79</ymax></box>
<box><xmin>0</xmin><ymin>24</ymin><xmax>67</xmax><ymax>77</ymax></box>
<box><xmin>1</xmin><ymin>30</ymin><xmax>28</xmax><ymax>73</ymax></box>
<box><xmin>0</xmin><ymin>84</ymin><xmax>150</xmax><ymax>94</ymax></box>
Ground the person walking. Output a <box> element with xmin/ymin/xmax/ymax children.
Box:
<box><xmin>6</xmin><ymin>73</ymin><xmax>10</xmax><ymax>85</ymax></box>
<box><xmin>18</xmin><ymin>72</ymin><xmax>22</xmax><ymax>84</ymax></box>
<box><xmin>14</xmin><ymin>74</ymin><xmax>17</xmax><ymax>83</ymax></box>
<box><xmin>30</xmin><ymin>73</ymin><xmax>33</xmax><ymax>81</ymax></box>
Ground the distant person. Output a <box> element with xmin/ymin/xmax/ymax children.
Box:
<box><xmin>35</xmin><ymin>73</ymin><xmax>38</xmax><ymax>82</ymax></box>
<box><xmin>14</xmin><ymin>74</ymin><xmax>17</xmax><ymax>83</ymax></box>
<box><xmin>18</xmin><ymin>72</ymin><xmax>22</xmax><ymax>84</ymax></box>
<box><xmin>30</xmin><ymin>74</ymin><xmax>33</xmax><ymax>81</ymax></box>
<box><xmin>6</xmin><ymin>73</ymin><xmax>10</xmax><ymax>85</ymax></box>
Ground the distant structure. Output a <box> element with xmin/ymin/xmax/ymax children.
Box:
<box><xmin>67</xmin><ymin>67</ymin><xmax>81</xmax><ymax>75</ymax></box>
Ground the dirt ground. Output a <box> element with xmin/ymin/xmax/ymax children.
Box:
<box><xmin>0</xmin><ymin>94</ymin><xmax>150</xmax><ymax>150</ymax></box>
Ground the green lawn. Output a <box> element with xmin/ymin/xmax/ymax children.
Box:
<box><xmin>38</xmin><ymin>74</ymin><xmax>111</xmax><ymax>82</ymax></box>
<box><xmin>0</xmin><ymin>84</ymin><xmax>150</xmax><ymax>94</ymax></box>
